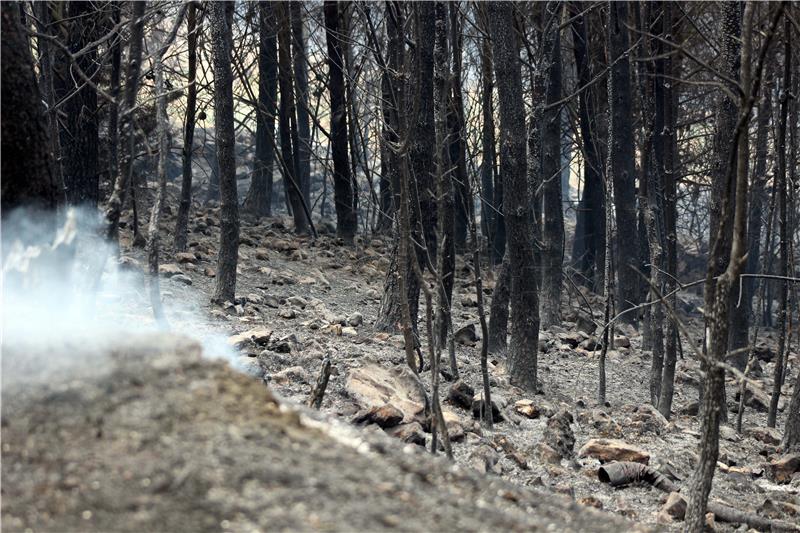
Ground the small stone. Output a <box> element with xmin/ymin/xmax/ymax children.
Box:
<box><xmin>227</xmin><ymin>328</ymin><xmax>273</xmax><ymax>349</ymax></box>
<box><xmin>537</xmin><ymin>443</ymin><xmax>563</xmax><ymax>465</ymax></box>
<box><xmin>766</xmin><ymin>453</ymin><xmax>800</xmax><ymax>484</ymax></box>
<box><xmin>447</xmin><ymin>380</ymin><xmax>474</xmax><ymax>410</ymax></box>
<box><xmin>267</xmin><ymin>339</ymin><xmax>292</xmax><ymax>353</ymax></box>
<box><xmin>263</xmin><ymin>295</ymin><xmax>280</xmax><ymax>308</ymax></box>
<box><xmin>461</xmin><ymin>294</ymin><xmax>478</xmax><ymax>308</ymax></box>
<box><xmin>614</xmin><ymin>335</ymin><xmax>631</xmax><ymax>348</ymax></box>
<box><xmin>175</xmin><ymin>252</ymin><xmax>197</xmax><ymax>264</ymax></box>
<box><xmin>269</xmin><ymin>366</ymin><xmax>309</xmax><ymax>385</ymax></box>
<box><xmin>287</xmin><ymin>296</ymin><xmax>308</xmax><ymax>309</ymax></box>
<box><xmin>542</xmin><ymin>408</ymin><xmax>575</xmax><ymax>462</ymax></box>
<box><xmin>351</xmin><ymin>404</ymin><xmax>404</xmax><ymax>429</ymax></box>
<box><xmin>469</xmin><ymin>444</ymin><xmax>501</xmax><ymax>475</ymax></box>
<box><xmin>279</xmin><ymin>308</ymin><xmax>296</xmax><ymax>319</ymax></box>
<box><xmin>472</xmin><ymin>396</ymin><xmax>502</xmax><ymax>421</ymax></box>
<box><xmin>159</xmin><ymin>263</ymin><xmax>183</xmax><ymax>277</ymax></box>
<box><xmin>681</xmin><ymin>401</ymin><xmax>700</xmax><ymax>416</ymax></box>
<box><xmin>578</xmin><ymin>496</ymin><xmax>603</xmax><ymax>509</ymax></box>
<box><xmin>660</xmin><ymin>492</ymin><xmax>686</xmax><ymax>520</ymax></box>
<box><xmin>454</xmin><ymin>324</ymin><xmax>479</xmax><ymax>346</ymax></box>
<box><xmin>386</xmin><ymin>422</ymin><xmax>425</xmax><ymax>446</ymax></box>
<box><xmin>171</xmin><ymin>274</ymin><xmax>192</xmax><ymax>285</ymax></box>
<box><xmin>347</xmin><ymin>312</ymin><xmax>363</xmax><ymax>327</ymax></box>
<box><xmin>578</xmin><ymin>438</ymin><xmax>650</xmax><ymax>464</ymax></box>
<box><xmin>553</xmin><ymin>484</ymin><xmax>574</xmax><ymax>499</ymax></box>
<box><xmin>745</xmin><ymin>426</ymin><xmax>782</xmax><ymax>446</ymax></box>
<box><xmin>245</xmin><ymin>293</ymin><xmax>263</xmax><ymax>305</ymax></box>
<box><xmin>341</xmin><ymin>326</ymin><xmax>358</xmax><ymax>337</ymax></box>
<box><xmin>204</xmin><ymin>267</ymin><xmax>216</xmax><ymax>278</ymax></box>
<box><xmin>514</xmin><ymin>399</ymin><xmax>542</xmax><ymax>419</ymax></box>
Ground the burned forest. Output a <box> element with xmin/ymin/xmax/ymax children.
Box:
<box><xmin>3</xmin><ymin>1</ymin><xmax>800</xmax><ymax>531</ymax></box>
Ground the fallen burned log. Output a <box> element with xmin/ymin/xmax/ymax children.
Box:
<box><xmin>597</xmin><ymin>461</ymin><xmax>799</xmax><ymax>531</ymax></box>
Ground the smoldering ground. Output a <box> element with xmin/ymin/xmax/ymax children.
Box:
<box><xmin>1</xmin><ymin>206</ymin><xmax>237</xmax><ymax>386</ymax></box>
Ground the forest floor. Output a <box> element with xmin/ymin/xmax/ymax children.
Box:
<box><xmin>2</xmin><ymin>181</ymin><xmax>799</xmax><ymax>531</ymax></box>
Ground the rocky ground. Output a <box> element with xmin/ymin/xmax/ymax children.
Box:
<box><xmin>2</xmin><ymin>183</ymin><xmax>799</xmax><ymax>531</ymax></box>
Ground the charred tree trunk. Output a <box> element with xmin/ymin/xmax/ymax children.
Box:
<box><xmin>34</xmin><ymin>1</ymin><xmax>64</xmax><ymax>204</ymax></box>
<box><xmin>730</xmin><ymin>71</ymin><xmax>772</xmax><ymax>351</ymax></box>
<box><xmin>411</xmin><ymin>2</ymin><xmax>438</xmax><ymax>263</ymax></box>
<box><xmin>488</xmin><ymin>256</ymin><xmax>511</xmax><ymax>353</ymax></box>
<box><xmin>686</xmin><ymin>3</ymin><xmax>779</xmax><ymax>527</ymax></box>
<box><xmin>608</xmin><ymin>0</ymin><xmax>640</xmax><ymax>319</ymax></box>
<box><xmin>148</xmin><ymin>4</ymin><xmax>187</xmax><ymax>325</ymax></box>
<box><xmin>785</xmin><ymin>371</ymin><xmax>800</xmax><ymax>451</ymax></box>
<box><xmin>106</xmin><ymin>1</ymin><xmax>146</xmax><ymax>244</ymax></box>
<box><xmin>291</xmin><ymin>1</ymin><xmax>311</xmax><ymax>208</ymax></box>
<box><xmin>449</xmin><ymin>3</ymin><xmax>468</xmax><ymax>253</ymax></box>
<box><xmin>60</xmin><ymin>1</ymin><xmax>99</xmax><ymax>206</ymax></box>
<box><xmin>277</xmin><ymin>3</ymin><xmax>310</xmax><ymax>235</ymax></box>
<box><xmin>210</xmin><ymin>1</ymin><xmax>240</xmax><ymax>304</ymax></box>
<box><xmin>0</xmin><ymin>2</ymin><xmax>59</xmax><ymax>215</ymax></box>
<box><xmin>175</xmin><ymin>2</ymin><xmax>200</xmax><ymax>251</ymax></box>
<box><xmin>658</xmin><ymin>5</ymin><xmax>680</xmax><ymax>419</ymax></box>
<box><xmin>477</xmin><ymin>5</ymin><xmax>502</xmax><ymax>264</ymax></box>
<box><xmin>570</xmin><ymin>4</ymin><xmax>604</xmax><ymax>290</ymax></box>
<box><xmin>375</xmin><ymin>3</ymin><xmax>421</xmax><ymax>333</ymax></box>
<box><xmin>324</xmin><ymin>1</ymin><xmax>357</xmax><ymax>242</ymax></box>
<box><xmin>768</xmin><ymin>16</ymin><xmax>791</xmax><ymax>428</ymax></box>
<box><xmin>488</xmin><ymin>1</ymin><xmax>540</xmax><ymax>392</ymax></box>
<box><xmin>433</xmin><ymin>1</ymin><xmax>456</xmax><ymax>351</ymax></box>
<box><xmin>540</xmin><ymin>2</ymin><xmax>564</xmax><ymax>330</ymax></box>
<box><xmin>243</xmin><ymin>2</ymin><xmax>277</xmax><ymax>218</ymax></box>
<box><xmin>106</xmin><ymin>3</ymin><xmax>122</xmax><ymax>202</ymax></box>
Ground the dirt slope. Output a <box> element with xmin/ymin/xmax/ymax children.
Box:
<box><xmin>1</xmin><ymin>334</ymin><xmax>646</xmax><ymax>532</ymax></box>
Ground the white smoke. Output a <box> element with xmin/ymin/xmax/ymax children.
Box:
<box><xmin>1</xmin><ymin>206</ymin><xmax>237</xmax><ymax>384</ymax></box>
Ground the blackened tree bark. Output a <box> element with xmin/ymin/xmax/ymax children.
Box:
<box><xmin>1</xmin><ymin>2</ymin><xmax>59</xmax><ymax>214</ymax></box>
<box><xmin>641</xmin><ymin>0</ymin><xmax>667</xmax><ymax>407</ymax></box>
<box><xmin>768</xmin><ymin>16</ymin><xmax>791</xmax><ymax>428</ymax></box>
<box><xmin>106</xmin><ymin>3</ymin><xmax>122</xmax><ymax>200</ymax></box>
<box><xmin>106</xmin><ymin>0</ymin><xmax>146</xmax><ymax>244</ymax></box>
<box><xmin>433</xmin><ymin>1</ymin><xmax>456</xmax><ymax>350</ymax></box>
<box><xmin>324</xmin><ymin>1</ymin><xmax>357</xmax><ymax>242</ymax></box>
<box><xmin>540</xmin><ymin>2</ymin><xmax>563</xmax><ymax>329</ymax></box>
<box><xmin>708</xmin><ymin>2</ymin><xmax>742</xmax><ymax>369</ymax></box>
<box><xmin>449</xmin><ymin>2</ymin><xmax>469</xmax><ymax>253</ymax></box>
<box><xmin>277</xmin><ymin>2</ymin><xmax>310</xmax><ymax>235</ymax></box>
<box><xmin>785</xmin><ymin>373</ymin><xmax>800</xmax><ymax>450</ymax></box>
<box><xmin>35</xmin><ymin>2</ymin><xmax>64</xmax><ymax>200</ymax></box>
<box><xmin>658</xmin><ymin>3</ymin><xmax>680</xmax><ymax>419</ymax></box>
<box><xmin>488</xmin><ymin>1</ymin><xmax>540</xmax><ymax>392</ymax></box>
<box><xmin>60</xmin><ymin>1</ymin><xmax>99</xmax><ymax>206</ymax></box>
<box><xmin>411</xmin><ymin>2</ymin><xmax>438</xmax><ymax>263</ymax></box>
<box><xmin>243</xmin><ymin>2</ymin><xmax>278</xmax><ymax>218</ymax></box>
<box><xmin>488</xmin><ymin>256</ymin><xmax>510</xmax><ymax>353</ymax></box>
<box><xmin>570</xmin><ymin>4</ymin><xmax>604</xmax><ymax>290</ymax></box>
<box><xmin>148</xmin><ymin>4</ymin><xmax>188</xmax><ymax>324</ymax></box>
<box><xmin>210</xmin><ymin>0</ymin><xmax>239</xmax><ymax>304</ymax></box>
<box><xmin>686</xmin><ymin>3</ymin><xmax>780</xmax><ymax>527</ymax></box>
<box><xmin>608</xmin><ymin>0</ymin><xmax>640</xmax><ymax>318</ymax></box>
<box><xmin>730</xmin><ymin>70</ymin><xmax>772</xmax><ymax>352</ymax></box>
<box><xmin>477</xmin><ymin>4</ymin><xmax>503</xmax><ymax>264</ymax></box>
<box><xmin>291</xmin><ymin>1</ymin><xmax>311</xmax><ymax>208</ymax></box>
<box><xmin>175</xmin><ymin>2</ymin><xmax>200</xmax><ymax>251</ymax></box>
<box><xmin>375</xmin><ymin>2</ymin><xmax>421</xmax><ymax>333</ymax></box>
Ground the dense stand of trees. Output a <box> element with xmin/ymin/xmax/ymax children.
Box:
<box><xmin>2</xmin><ymin>1</ymin><xmax>800</xmax><ymax>528</ymax></box>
